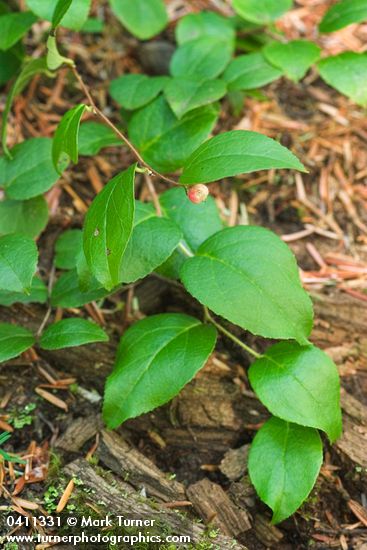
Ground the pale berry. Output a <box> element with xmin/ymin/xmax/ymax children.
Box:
<box><xmin>187</xmin><ymin>184</ymin><xmax>209</xmax><ymax>204</ymax></box>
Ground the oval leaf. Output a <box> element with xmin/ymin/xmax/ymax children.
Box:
<box><xmin>52</xmin><ymin>104</ymin><xmax>87</xmax><ymax>173</ymax></box>
<box><xmin>109</xmin><ymin>0</ymin><xmax>168</xmax><ymax>40</ymax></box>
<box><xmin>0</xmin><ymin>322</ymin><xmax>35</xmax><ymax>363</ymax></box>
<box><xmin>249</xmin><ymin>342</ymin><xmax>342</xmax><ymax>442</ymax></box>
<box><xmin>233</xmin><ymin>0</ymin><xmax>292</xmax><ymax>24</ymax></box>
<box><xmin>223</xmin><ymin>52</ymin><xmax>282</xmax><ymax>91</ymax></box>
<box><xmin>26</xmin><ymin>0</ymin><xmax>91</xmax><ymax>30</ymax></box>
<box><xmin>176</xmin><ymin>11</ymin><xmax>235</xmax><ymax>45</ymax></box>
<box><xmin>248</xmin><ymin>417</ymin><xmax>323</xmax><ymax>524</ymax></box>
<box><xmin>180</xmin><ymin>130</ymin><xmax>306</xmax><ymax>185</ymax></box>
<box><xmin>180</xmin><ymin>226</ymin><xmax>313</xmax><ymax>344</ymax></box>
<box><xmin>54</xmin><ymin>229</ymin><xmax>83</xmax><ymax>270</ymax></box>
<box><xmin>319</xmin><ymin>0</ymin><xmax>367</xmax><ymax>33</ymax></box>
<box><xmin>40</xmin><ymin>318</ymin><xmax>108</xmax><ymax>350</ymax></box>
<box><xmin>103</xmin><ymin>313</ymin><xmax>217</xmax><ymax>428</ymax></box>
<box><xmin>0</xmin><ymin>277</ymin><xmax>47</xmax><ymax>307</ymax></box>
<box><xmin>83</xmin><ymin>165</ymin><xmax>136</xmax><ymax>290</ymax></box>
<box><xmin>78</xmin><ymin>122</ymin><xmax>121</xmax><ymax>156</ymax></box>
<box><xmin>170</xmin><ymin>36</ymin><xmax>233</xmax><ymax>80</ymax></box>
<box><xmin>318</xmin><ymin>52</ymin><xmax>367</xmax><ymax>107</ymax></box>
<box><xmin>0</xmin><ymin>196</ymin><xmax>48</xmax><ymax>238</ymax></box>
<box><xmin>0</xmin><ymin>11</ymin><xmax>37</xmax><ymax>51</ymax></box>
<box><xmin>0</xmin><ymin>234</ymin><xmax>38</xmax><ymax>293</ymax></box>
<box><xmin>164</xmin><ymin>77</ymin><xmax>227</xmax><ymax>119</ymax></box>
<box><xmin>109</xmin><ymin>74</ymin><xmax>168</xmax><ymax>111</ymax></box>
<box><xmin>51</xmin><ymin>269</ymin><xmax>109</xmax><ymax>308</ymax></box>
<box><xmin>263</xmin><ymin>40</ymin><xmax>321</xmax><ymax>82</ymax></box>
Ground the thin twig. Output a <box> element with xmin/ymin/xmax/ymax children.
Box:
<box><xmin>144</xmin><ymin>172</ymin><xmax>162</xmax><ymax>216</ymax></box>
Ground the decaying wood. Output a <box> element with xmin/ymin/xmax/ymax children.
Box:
<box><xmin>54</xmin><ymin>415</ymin><xmax>102</xmax><ymax>453</ymax></box>
<box><xmin>98</xmin><ymin>430</ymin><xmax>186</xmax><ymax>503</ymax></box>
<box><xmin>186</xmin><ymin>478</ymin><xmax>251</xmax><ymax>538</ymax></box>
<box><xmin>336</xmin><ymin>417</ymin><xmax>367</xmax><ymax>469</ymax></box>
<box><xmin>220</xmin><ymin>445</ymin><xmax>249</xmax><ymax>481</ymax></box>
<box><xmin>63</xmin><ymin>459</ymin><xmax>248</xmax><ymax>549</ymax></box>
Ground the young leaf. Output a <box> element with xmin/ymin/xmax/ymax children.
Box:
<box><xmin>78</xmin><ymin>122</ymin><xmax>121</xmax><ymax>156</ymax></box>
<box><xmin>54</xmin><ymin>229</ymin><xmax>83</xmax><ymax>269</ymax></box>
<box><xmin>263</xmin><ymin>40</ymin><xmax>321</xmax><ymax>82</ymax></box>
<box><xmin>180</xmin><ymin>130</ymin><xmax>306</xmax><ymax>184</ymax></box>
<box><xmin>223</xmin><ymin>52</ymin><xmax>282</xmax><ymax>91</ymax></box>
<box><xmin>0</xmin><ymin>323</ymin><xmax>35</xmax><ymax>363</ymax></box>
<box><xmin>248</xmin><ymin>417</ymin><xmax>323</xmax><ymax>524</ymax></box>
<box><xmin>249</xmin><ymin>342</ymin><xmax>342</xmax><ymax>442</ymax></box>
<box><xmin>83</xmin><ymin>165</ymin><xmax>136</xmax><ymax>290</ymax></box>
<box><xmin>46</xmin><ymin>35</ymin><xmax>74</xmax><ymax>71</ymax></box>
<box><xmin>0</xmin><ymin>234</ymin><xmax>38</xmax><ymax>293</ymax></box>
<box><xmin>109</xmin><ymin>74</ymin><xmax>168</xmax><ymax>110</ymax></box>
<box><xmin>26</xmin><ymin>0</ymin><xmax>91</xmax><ymax>30</ymax></box>
<box><xmin>51</xmin><ymin>269</ymin><xmax>109</xmax><ymax>308</ymax></box>
<box><xmin>119</xmin><ymin>202</ymin><xmax>182</xmax><ymax>283</ymax></box>
<box><xmin>0</xmin><ymin>196</ymin><xmax>48</xmax><ymax>238</ymax></box>
<box><xmin>0</xmin><ymin>138</ymin><xmax>60</xmax><ymax>200</ymax></box>
<box><xmin>319</xmin><ymin>0</ymin><xmax>367</xmax><ymax>33</ymax></box>
<box><xmin>318</xmin><ymin>52</ymin><xmax>367</xmax><ymax>107</ymax></box>
<box><xmin>0</xmin><ymin>277</ymin><xmax>47</xmax><ymax>307</ymax></box>
<box><xmin>164</xmin><ymin>78</ymin><xmax>227</xmax><ymax>119</ymax></box>
<box><xmin>103</xmin><ymin>313</ymin><xmax>217</xmax><ymax>428</ymax></box>
<box><xmin>52</xmin><ymin>0</ymin><xmax>73</xmax><ymax>29</ymax></box>
<box><xmin>0</xmin><ymin>12</ymin><xmax>37</xmax><ymax>51</ymax></box>
<box><xmin>52</xmin><ymin>104</ymin><xmax>87</xmax><ymax>172</ymax></box>
<box><xmin>233</xmin><ymin>0</ymin><xmax>292</xmax><ymax>24</ymax></box>
<box><xmin>180</xmin><ymin>226</ymin><xmax>313</xmax><ymax>344</ymax></box>
<box><xmin>109</xmin><ymin>0</ymin><xmax>168</xmax><ymax>40</ymax></box>
<box><xmin>40</xmin><ymin>318</ymin><xmax>108</xmax><ymax>350</ymax></box>
<box><xmin>128</xmin><ymin>96</ymin><xmax>218</xmax><ymax>173</ymax></box>
<box><xmin>176</xmin><ymin>10</ymin><xmax>235</xmax><ymax>45</ymax></box>
<box><xmin>170</xmin><ymin>37</ymin><xmax>233</xmax><ymax>80</ymax></box>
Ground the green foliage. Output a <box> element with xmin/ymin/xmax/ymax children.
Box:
<box><xmin>52</xmin><ymin>0</ymin><xmax>73</xmax><ymax>29</ymax></box>
<box><xmin>318</xmin><ymin>52</ymin><xmax>367</xmax><ymax>106</ymax></box>
<box><xmin>180</xmin><ymin>226</ymin><xmax>313</xmax><ymax>344</ymax></box>
<box><xmin>249</xmin><ymin>342</ymin><xmax>342</xmax><ymax>442</ymax></box>
<box><xmin>233</xmin><ymin>0</ymin><xmax>292</xmax><ymax>24</ymax></box>
<box><xmin>78</xmin><ymin>122</ymin><xmax>121</xmax><ymax>156</ymax></box>
<box><xmin>46</xmin><ymin>35</ymin><xmax>73</xmax><ymax>71</ymax></box>
<box><xmin>109</xmin><ymin>74</ymin><xmax>168</xmax><ymax>110</ymax></box>
<box><xmin>0</xmin><ymin>12</ymin><xmax>37</xmax><ymax>51</ymax></box>
<box><xmin>0</xmin><ymin>322</ymin><xmax>35</xmax><ymax>363</ymax></box>
<box><xmin>109</xmin><ymin>0</ymin><xmax>168</xmax><ymax>40</ymax></box>
<box><xmin>176</xmin><ymin>11</ymin><xmax>235</xmax><ymax>45</ymax></box>
<box><xmin>223</xmin><ymin>52</ymin><xmax>282</xmax><ymax>90</ymax></box>
<box><xmin>0</xmin><ymin>234</ymin><xmax>38</xmax><ymax>293</ymax></box>
<box><xmin>180</xmin><ymin>130</ymin><xmax>306</xmax><ymax>184</ymax></box>
<box><xmin>164</xmin><ymin>78</ymin><xmax>227</xmax><ymax>119</ymax></box>
<box><xmin>83</xmin><ymin>166</ymin><xmax>136</xmax><ymax>290</ymax></box>
<box><xmin>319</xmin><ymin>0</ymin><xmax>367</xmax><ymax>33</ymax></box>
<box><xmin>50</xmin><ymin>269</ymin><xmax>108</xmax><ymax>308</ymax></box>
<box><xmin>103</xmin><ymin>314</ymin><xmax>216</xmax><ymax>428</ymax></box>
<box><xmin>0</xmin><ymin>48</ymin><xmax>23</xmax><ymax>86</ymax></box>
<box><xmin>26</xmin><ymin>0</ymin><xmax>91</xmax><ymax>30</ymax></box>
<box><xmin>0</xmin><ymin>196</ymin><xmax>48</xmax><ymax>238</ymax></box>
<box><xmin>263</xmin><ymin>40</ymin><xmax>321</xmax><ymax>82</ymax></box>
<box><xmin>40</xmin><ymin>318</ymin><xmax>108</xmax><ymax>350</ymax></box>
<box><xmin>170</xmin><ymin>37</ymin><xmax>233</xmax><ymax>80</ymax></box>
<box><xmin>0</xmin><ymin>277</ymin><xmax>47</xmax><ymax>306</ymax></box>
<box><xmin>52</xmin><ymin>104</ymin><xmax>87</xmax><ymax>172</ymax></box>
<box><xmin>248</xmin><ymin>417</ymin><xmax>322</xmax><ymax>523</ymax></box>
<box><xmin>0</xmin><ymin>138</ymin><xmax>60</xmax><ymax>199</ymax></box>
<box><xmin>0</xmin><ymin>432</ymin><xmax>26</xmax><ymax>463</ymax></box>
<box><xmin>54</xmin><ymin>229</ymin><xmax>83</xmax><ymax>269</ymax></box>
<box><xmin>128</xmin><ymin>97</ymin><xmax>218</xmax><ymax>173</ymax></box>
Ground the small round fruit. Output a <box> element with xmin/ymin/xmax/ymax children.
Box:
<box><xmin>187</xmin><ymin>184</ymin><xmax>209</xmax><ymax>204</ymax></box>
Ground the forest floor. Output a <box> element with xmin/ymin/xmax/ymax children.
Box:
<box><xmin>0</xmin><ymin>1</ymin><xmax>367</xmax><ymax>549</ymax></box>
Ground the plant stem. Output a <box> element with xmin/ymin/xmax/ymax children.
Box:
<box><xmin>177</xmin><ymin>241</ymin><xmax>194</xmax><ymax>258</ymax></box>
<box><xmin>71</xmin><ymin>66</ymin><xmax>179</xmax><ymax>187</ymax></box>
<box><xmin>204</xmin><ymin>307</ymin><xmax>262</xmax><ymax>359</ymax></box>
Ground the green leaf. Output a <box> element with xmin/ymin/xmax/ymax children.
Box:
<box><xmin>40</xmin><ymin>318</ymin><xmax>108</xmax><ymax>350</ymax></box>
<box><xmin>233</xmin><ymin>0</ymin><xmax>292</xmax><ymax>24</ymax></box>
<box><xmin>0</xmin><ymin>234</ymin><xmax>38</xmax><ymax>293</ymax></box>
<box><xmin>0</xmin><ymin>12</ymin><xmax>37</xmax><ymax>51</ymax></box>
<box><xmin>2</xmin><ymin>57</ymin><xmax>50</xmax><ymax>158</ymax></box>
<box><xmin>164</xmin><ymin>77</ymin><xmax>227</xmax><ymax>119</ymax></box>
<box><xmin>78</xmin><ymin>122</ymin><xmax>121</xmax><ymax>156</ymax></box>
<box><xmin>46</xmin><ymin>35</ymin><xmax>74</xmax><ymax>71</ymax></box>
<box><xmin>55</xmin><ymin>229</ymin><xmax>83</xmax><ymax>269</ymax></box>
<box><xmin>83</xmin><ymin>165</ymin><xmax>136</xmax><ymax>290</ymax></box>
<box><xmin>318</xmin><ymin>52</ymin><xmax>367</xmax><ymax>107</ymax></box>
<box><xmin>180</xmin><ymin>226</ymin><xmax>313</xmax><ymax>344</ymax></box>
<box><xmin>160</xmin><ymin>187</ymin><xmax>222</xmax><ymax>252</ymax></box>
<box><xmin>170</xmin><ymin>37</ymin><xmax>233</xmax><ymax>80</ymax></box>
<box><xmin>176</xmin><ymin>10</ymin><xmax>235</xmax><ymax>45</ymax></box>
<box><xmin>80</xmin><ymin>17</ymin><xmax>104</xmax><ymax>33</ymax></box>
<box><xmin>223</xmin><ymin>52</ymin><xmax>282</xmax><ymax>91</ymax></box>
<box><xmin>248</xmin><ymin>417</ymin><xmax>323</xmax><ymax>524</ymax></box>
<box><xmin>103</xmin><ymin>313</ymin><xmax>217</xmax><ymax>428</ymax></box>
<box><xmin>26</xmin><ymin>0</ymin><xmax>91</xmax><ymax>30</ymax></box>
<box><xmin>52</xmin><ymin>104</ymin><xmax>86</xmax><ymax>173</ymax></box>
<box><xmin>0</xmin><ymin>196</ymin><xmax>48</xmax><ymax>238</ymax></box>
<box><xmin>109</xmin><ymin>0</ymin><xmax>168</xmax><ymax>40</ymax></box>
<box><xmin>319</xmin><ymin>0</ymin><xmax>367</xmax><ymax>33</ymax></box>
<box><xmin>52</xmin><ymin>0</ymin><xmax>73</xmax><ymax>28</ymax></box>
<box><xmin>119</xmin><ymin>202</ymin><xmax>182</xmax><ymax>283</ymax></box>
<box><xmin>249</xmin><ymin>342</ymin><xmax>342</xmax><ymax>442</ymax></box>
<box><xmin>128</xmin><ymin>96</ymin><xmax>218</xmax><ymax>173</ymax></box>
<box><xmin>0</xmin><ymin>323</ymin><xmax>35</xmax><ymax>363</ymax></box>
<box><xmin>0</xmin><ymin>276</ymin><xmax>47</xmax><ymax>306</ymax></box>
<box><xmin>180</xmin><ymin>130</ymin><xmax>306</xmax><ymax>184</ymax></box>
<box><xmin>51</xmin><ymin>269</ymin><xmax>109</xmax><ymax>308</ymax></box>
<box><xmin>0</xmin><ymin>48</ymin><xmax>23</xmax><ymax>86</ymax></box>
<box><xmin>0</xmin><ymin>138</ymin><xmax>60</xmax><ymax>200</ymax></box>
<box><xmin>263</xmin><ymin>40</ymin><xmax>321</xmax><ymax>82</ymax></box>
<box><xmin>109</xmin><ymin>74</ymin><xmax>168</xmax><ymax>111</ymax></box>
